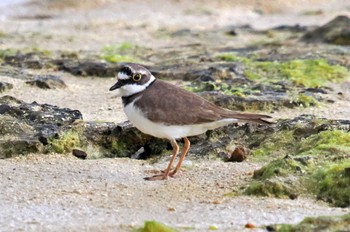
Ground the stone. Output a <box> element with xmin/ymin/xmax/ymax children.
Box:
<box><xmin>72</xmin><ymin>149</ymin><xmax>87</xmax><ymax>159</ymax></box>
<box><xmin>4</xmin><ymin>52</ymin><xmax>48</xmax><ymax>69</ymax></box>
<box><xmin>52</xmin><ymin>59</ymin><xmax>118</xmax><ymax>77</ymax></box>
<box><xmin>82</xmin><ymin>121</ymin><xmax>166</xmax><ymax>159</ymax></box>
<box><xmin>0</xmin><ymin>95</ymin><xmax>82</xmax><ymax>158</ymax></box>
<box><xmin>227</xmin><ymin>145</ymin><xmax>250</xmax><ymax>162</ymax></box>
<box><xmin>301</xmin><ymin>15</ymin><xmax>350</xmax><ymax>45</ymax></box>
<box><xmin>25</xmin><ymin>75</ymin><xmax>67</xmax><ymax>89</ymax></box>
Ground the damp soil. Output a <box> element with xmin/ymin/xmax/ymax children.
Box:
<box><xmin>0</xmin><ymin>0</ymin><xmax>350</xmax><ymax>231</ymax></box>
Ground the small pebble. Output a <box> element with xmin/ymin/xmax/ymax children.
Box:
<box><xmin>245</xmin><ymin>223</ymin><xmax>255</xmax><ymax>228</ymax></box>
<box><xmin>212</xmin><ymin>200</ymin><xmax>221</xmax><ymax>204</ymax></box>
<box><xmin>72</xmin><ymin>149</ymin><xmax>87</xmax><ymax>159</ymax></box>
<box><xmin>224</xmin><ymin>145</ymin><xmax>250</xmax><ymax>162</ymax></box>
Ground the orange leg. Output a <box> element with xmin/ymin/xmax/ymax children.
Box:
<box><xmin>169</xmin><ymin>137</ymin><xmax>190</xmax><ymax>177</ymax></box>
<box><xmin>144</xmin><ymin>139</ymin><xmax>179</xmax><ymax>181</ymax></box>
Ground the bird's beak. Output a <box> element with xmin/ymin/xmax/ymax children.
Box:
<box><xmin>109</xmin><ymin>81</ymin><xmax>122</xmax><ymax>91</ymax></box>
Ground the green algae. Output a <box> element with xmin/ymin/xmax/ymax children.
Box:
<box><xmin>245</xmin><ymin>180</ymin><xmax>293</xmax><ymax>198</ymax></box>
<box><xmin>100</xmin><ymin>42</ymin><xmax>139</xmax><ymax>63</ymax></box>
<box><xmin>48</xmin><ymin>130</ymin><xmax>82</xmax><ymax>154</ymax></box>
<box><xmin>216</xmin><ymin>53</ymin><xmax>250</xmax><ymax>63</ymax></box>
<box><xmin>245</xmin><ymin>129</ymin><xmax>350</xmax><ymax>206</ymax></box>
<box><xmin>0</xmin><ymin>48</ymin><xmax>18</xmax><ymax>60</ymax></box>
<box><xmin>0</xmin><ymin>47</ymin><xmax>52</xmax><ymax>60</ymax></box>
<box><xmin>208</xmin><ymin>225</ymin><xmax>218</xmax><ymax>230</ymax></box>
<box><xmin>30</xmin><ymin>47</ymin><xmax>52</xmax><ymax>56</ymax></box>
<box><xmin>217</xmin><ymin>53</ymin><xmax>349</xmax><ymax>88</ymax></box>
<box><xmin>251</xmin><ymin>130</ymin><xmax>296</xmax><ymax>160</ymax></box>
<box><xmin>134</xmin><ymin>220</ymin><xmax>177</xmax><ymax>232</ymax></box>
<box><xmin>278</xmin><ymin>59</ymin><xmax>348</xmax><ymax>87</ymax></box>
<box><xmin>189</xmin><ymin>54</ymin><xmax>350</xmax><ymax>112</ymax></box>
<box><xmin>251</xmin><ymin>129</ymin><xmax>350</xmax><ymax>161</ymax></box>
<box><xmin>296</xmin><ymin>93</ymin><xmax>319</xmax><ymax>107</ymax></box>
<box><xmin>109</xmin><ymin>138</ymin><xmax>129</xmax><ymax>157</ymax></box>
<box><xmin>270</xmin><ymin>213</ymin><xmax>350</xmax><ymax>232</ymax></box>
<box><xmin>186</xmin><ymin>54</ymin><xmax>348</xmax><ymax>111</ymax></box>
<box><xmin>298</xmin><ymin>130</ymin><xmax>350</xmax><ymax>156</ymax></box>
<box><xmin>252</xmin><ymin>156</ymin><xmax>302</xmax><ymax>180</ymax></box>
<box><xmin>311</xmin><ymin>161</ymin><xmax>350</xmax><ymax>207</ymax></box>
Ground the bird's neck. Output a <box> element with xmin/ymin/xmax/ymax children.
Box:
<box><xmin>121</xmin><ymin>79</ymin><xmax>156</xmax><ymax>107</ymax></box>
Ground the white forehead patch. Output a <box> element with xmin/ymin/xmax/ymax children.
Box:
<box><xmin>117</xmin><ymin>72</ymin><xmax>130</xmax><ymax>80</ymax></box>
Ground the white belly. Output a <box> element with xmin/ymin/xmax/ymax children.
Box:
<box><xmin>123</xmin><ymin>102</ymin><xmax>237</xmax><ymax>140</ymax></box>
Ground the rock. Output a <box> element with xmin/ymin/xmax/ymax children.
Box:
<box><xmin>3</xmin><ymin>52</ymin><xmax>49</xmax><ymax>69</ymax></box>
<box><xmin>220</xmin><ymin>145</ymin><xmax>250</xmax><ymax>162</ymax></box>
<box><xmin>52</xmin><ymin>59</ymin><xmax>118</xmax><ymax>77</ymax></box>
<box><xmin>171</xmin><ymin>28</ymin><xmax>192</xmax><ymax>37</ymax></box>
<box><xmin>2</xmin><ymin>51</ymin><xmax>119</xmax><ymax>77</ymax></box>
<box><xmin>72</xmin><ymin>149</ymin><xmax>87</xmax><ymax>159</ymax></box>
<box><xmin>82</xmin><ymin>121</ymin><xmax>166</xmax><ymax>159</ymax></box>
<box><xmin>150</xmin><ymin>64</ymin><xmax>196</xmax><ymax>80</ymax></box>
<box><xmin>268</xmin><ymin>213</ymin><xmax>350</xmax><ymax>232</ymax></box>
<box><xmin>185</xmin><ymin>52</ymin><xmax>347</xmax><ymax>110</ymax></box>
<box><xmin>25</xmin><ymin>75</ymin><xmax>67</xmax><ymax>89</ymax></box>
<box><xmin>227</xmin><ymin>145</ymin><xmax>250</xmax><ymax>162</ymax></box>
<box><xmin>152</xmin><ymin>63</ymin><xmax>248</xmax><ymax>81</ymax></box>
<box><xmin>272</xmin><ymin>24</ymin><xmax>307</xmax><ymax>32</ymax></box>
<box><xmin>0</xmin><ymin>139</ymin><xmax>43</xmax><ymax>158</ymax></box>
<box><xmin>199</xmin><ymin>91</ymin><xmax>292</xmax><ymax>112</ymax></box>
<box><xmin>0</xmin><ymin>95</ymin><xmax>167</xmax><ymax>159</ymax></box>
<box><xmin>301</xmin><ymin>15</ymin><xmax>350</xmax><ymax>45</ymax></box>
<box><xmin>0</xmin><ymin>82</ymin><xmax>13</xmax><ymax>93</ymax></box>
<box><xmin>0</xmin><ymin>65</ymin><xmax>32</xmax><ymax>80</ymax></box>
<box><xmin>244</xmin><ymin>114</ymin><xmax>350</xmax><ymax>207</ymax></box>
<box><xmin>0</xmin><ymin>95</ymin><xmax>82</xmax><ymax>158</ymax></box>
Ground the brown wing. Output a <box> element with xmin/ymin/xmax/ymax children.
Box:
<box><xmin>135</xmin><ymin>80</ymin><xmax>271</xmax><ymax>125</ymax></box>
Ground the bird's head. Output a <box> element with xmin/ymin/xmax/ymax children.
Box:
<box><xmin>109</xmin><ymin>63</ymin><xmax>155</xmax><ymax>97</ymax></box>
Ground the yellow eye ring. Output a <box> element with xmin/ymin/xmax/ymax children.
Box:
<box><xmin>132</xmin><ymin>73</ymin><xmax>142</xmax><ymax>81</ymax></box>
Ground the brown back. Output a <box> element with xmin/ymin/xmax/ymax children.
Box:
<box><xmin>134</xmin><ymin>80</ymin><xmax>271</xmax><ymax>125</ymax></box>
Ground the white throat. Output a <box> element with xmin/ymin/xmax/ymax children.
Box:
<box><xmin>118</xmin><ymin>74</ymin><xmax>156</xmax><ymax>97</ymax></box>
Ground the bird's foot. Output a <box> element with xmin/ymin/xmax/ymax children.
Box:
<box><xmin>144</xmin><ymin>173</ymin><xmax>168</xmax><ymax>181</ymax></box>
<box><xmin>168</xmin><ymin>170</ymin><xmax>179</xmax><ymax>177</ymax></box>
<box><xmin>144</xmin><ymin>168</ymin><xmax>179</xmax><ymax>180</ymax></box>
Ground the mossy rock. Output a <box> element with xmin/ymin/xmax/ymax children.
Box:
<box><xmin>269</xmin><ymin>213</ymin><xmax>350</xmax><ymax>232</ymax></box>
<box><xmin>243</xmin><ymin>116</ymin><xmax>350</xmax><ymax>207</ymax></box>
<box><xmin>311</xmin><ymin>161</ymin><xmax>350</xmax><ymax>207</ymax></box>
<box><xmin>244</xmin><ymin>180</ymin><xmax>294</xmax><ymax>198</ymax></box>
<box><xmin>185</xmin><ymin>55</ymin><xmax>348</xmax><ymax>112</ymax></box>
<box><xmin>252</xmin><ymin>156</ymin><xmax>304</xmax><ymax>180</ymax></box>
<box><xmin>48</xmin><ymin>129</ymin><xmax>82</xmax><ymax>154</ymax></box>
<box><xmin>217</xmin><ymin>53</ymin><xmax>349</xmax><ymax>88</ymax></box>
<box><xmin>302</xmin><ymin>15</ymin><xmax>350</xmax><ymax>45</ymax></box>
<box><xmin>297</xmin><ymin>130</ymin><xmax>350</xmax><ymax>156</ymax></box>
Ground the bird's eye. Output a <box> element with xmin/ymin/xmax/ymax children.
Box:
<box><xmin>132</xmin><ymin>73</ymin><xmax>142</xmax><ymax>81</ymax></box>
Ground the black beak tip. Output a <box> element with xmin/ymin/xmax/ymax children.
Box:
<box><xmin>109</xmin><ymin>83</ymin><xmax>119</xmax><ymax>91</ymax></box>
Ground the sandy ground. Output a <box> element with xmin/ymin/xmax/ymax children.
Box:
<box><xmin>1</xmin><ymin>154</ymin><xmax>348</xmax><ymax>232</ymax></box>
<box><xmin>1</xmin><ymin>0</ymin><xmax>350</xmax><ymax>231</ymax></box>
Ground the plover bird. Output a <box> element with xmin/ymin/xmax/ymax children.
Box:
<box><xmin>110</xmin><ymin>63</ymin><xmax>271</xmax><ymax>180</ymax></box>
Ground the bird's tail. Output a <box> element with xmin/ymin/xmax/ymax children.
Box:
<box><xmin>223</xmin><ymin>112</ymin><xmax>273</xmax><ymax>125</ymax></box>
